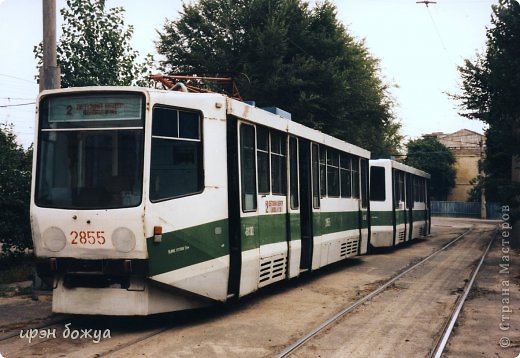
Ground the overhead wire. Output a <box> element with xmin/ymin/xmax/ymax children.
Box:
<box><xmin>0</xmin><ymin>102</ymin><xmax>35</xmax><ymax>108</ymax></box>
<box><xmin>0</xmin><ymin>73</ymin><xmax>35</xmax><ymax>84</ymax></box>
<box><xmin>425</xmin><ymin>5</ymin><xmax>455</xmax><ymax>65</ymax></box>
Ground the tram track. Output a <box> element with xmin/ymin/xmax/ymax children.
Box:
<box><xmin>277</xmin><ymin>225</ymin><xmax>490</xmax><ymax>357</ymax></box>
<box><xmin>429</xmin><ymin>229</ymin><xmax>496</xmax><ymax>358</ymax></box>
<box><xmin>100</xmin><ymin>227</ymin><xmax>480</xmax><ymax>358</ymax></box>
<box><xmin>1</xmin><ymin>221</ymin><xmax>501</xmax><ymax>357</ymax></box>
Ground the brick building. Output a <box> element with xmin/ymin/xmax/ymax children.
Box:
<box><xmin>429</xmin><ymin>129</ymin><xmax>485</xmax><ymax>202</ymax></box>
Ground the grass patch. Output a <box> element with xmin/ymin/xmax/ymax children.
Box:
<box><xmin>0</xmin><ymin>254</ymin><xmax>35</xmax><ymax>285</ymax></box>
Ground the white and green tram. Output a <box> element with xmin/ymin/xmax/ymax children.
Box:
<box><xmin>369</xmin><ymin>159</ymin><xmax>431</xmax><ymax>248</ymax></box>
<box><xmin>31</xmin><ymin>86</ymin><xmax>373</xmax><ymax>315</ymax></box>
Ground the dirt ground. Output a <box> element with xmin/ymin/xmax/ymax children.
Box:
<box><xmin>0</xmin><ymin>217</ymin><xmax>518</xmax><ymax>357</ymax></box>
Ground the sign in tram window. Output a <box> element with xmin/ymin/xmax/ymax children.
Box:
<box><xmin>48</xmin><ymin>94</ymin><xmax>142</xmax><ymax>123</ymax></box>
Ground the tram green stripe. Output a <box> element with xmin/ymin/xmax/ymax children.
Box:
<box><xmin>147</xmin><ymin>219</ymin><xmax>229</xmax><ymax>276</ymax></box>
<box><xmin>313</xmin><ymin>211</ymin><xmax>360</xmax><ymax>237</ymax></box>
<box><xmin>240</xmin><ymin>214</ymin><xmax>292</xmax><ymax>251</ymax></box>
<box><xmin>369</xmin><ymin>210</ymin><xmax>427</xmax><ymax>227</ymax></box>
<box><xmin>147</xmin><ymin>209</ymin><xmax>389</xmax><ymax>276</ymax></box>
<box><xmin>413</xmin><ymin>209</ymin><xmax>427</xmax><ymax>221</ymax></box>
<box><xmin>370</xmin><ymin>211</ymin><xmax>394</xmax><ymax>226</ymax></box>
<box><xmin>395</xmin><ymin>210</ymin><xmax>407</xmax><ymax>225</ymax></box>
<box><xmin>289</xmin><ymin>213</ymin><xmax>301</xmax><ymax>242</ymax></box>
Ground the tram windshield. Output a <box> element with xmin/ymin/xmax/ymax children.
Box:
<box><xmin>35</xmin><ymin>93</ymin><xmax>145</xmax><ymax>209</ymax></box>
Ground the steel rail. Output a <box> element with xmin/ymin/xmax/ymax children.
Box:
<box><xmin>277</xmin><ymin>226</ymin><xmax>474</xmax><ymax>358</ymax></box>
<box><xmin>431</xmin><ymin>229</ymin><xmax>496</xmax><ymax>358</ymax></box>
<box><xmin>100</xmin><ymin>326</ymin><xmax>174</xmax><ymax>357</ymax></box>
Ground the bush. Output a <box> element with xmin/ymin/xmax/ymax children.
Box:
<box><xmin>0</xmin><ymin>123</ymin><xmax>33</xmax><ymax>255</ymax></box>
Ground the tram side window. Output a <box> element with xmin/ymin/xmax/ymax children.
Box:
<box><xmin>312</xmin><ymin>143</ymin><xmax>320</xmax><ymax>208</ymax></box>
<box><xmin>340</xmin><ymin>154</ymin><xmax>352</xmax><ymax>198</ymax></box>
<box><xmin>257</xmin><ymin>126</ymin><xmax>270</xmax><ymax>194</ymax></box>
<box><xmin>406</xmin><ymin>173</ymin><xmax>413</xmax><ymax>209</ymax></box>
<box><xmin>352</xmin><ymin>158</ymin><xmax>360</xmax><ymax>199</ymax></box>
<box><xmin>399</xmin><ymin>172</ymin><xmax>405</xmax><ymax>203</ymax></box>
<box><xmin>319</xmin><ymin>147</ymin><xmax>326</xmax><ymax>197</ymax></box>
<box><xmin>289</xmin><ymin>137</ymin><xmax>299</xmax><ymax>209</ymax></box>
<box><xmin>370</xmin><ymin>166</ymin><xmax>386</xmax><ymax>201</ymax></box>
<box><xmin>240</xmin><ymin>124</ymin><xmax>257</xmax><ymax>211</ymax></box>
<box><xmin>413</xmin><ymin>176</ymin><xmax>422</xmax><ymax>202</ymax></box>
<box><xmin>393</xmin><ymin>170</ymin><xmax>399</xmax><ymax>208</ymax></box>
<box><xmin>418</xmin><ymin>177</ymin><xmax>425</xmax><ymax>203</ymax></box>
<box><xmin>327</xmin><ymin>149</ymin><xmax>340</xmax><ymax>197</ymax></box>
<box><xmin>361</xmin><ymin>159</ymin><xmax>368</xmax><ymax>208</ymax></box>
<box><xmin>271</xmin><ymin>131</ymin><xmax>287</xmax><ymax>195</ymax></box>
<box><xmin>150</xmin><ymin>107</ymin><xmax>202</xmax><ymax>201</ymax></box>
<box><xmin>394</xmin><ymin>170</ymin><xmax>405</xmax><ymax>208</ymax></box>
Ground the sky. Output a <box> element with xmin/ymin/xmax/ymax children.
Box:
<box><xmin>0</xmin><ymin>0</ymin><xmax>498</xmax><ymax>148</ymax></box>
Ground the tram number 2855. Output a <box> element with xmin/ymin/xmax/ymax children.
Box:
<box><xmin>70</xmin><ymin>231</ymin><xmax>106</xmax><ymax>245</ymax></box>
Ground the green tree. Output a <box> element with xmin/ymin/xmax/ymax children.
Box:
<box><xmin>405</xmin><ymin>136</ymin><xmax>456</xmax><ymax>201</ymax></box>
<box><xmin>157</xmin><ymin>0</ymin><xmax>402</xmax><ymax>157</ymax></box>
<box><xmin>0</xmin><ymin>124</ymin><xmax>33</xmax><ymax>255</ymax></box>
<box><xmin>35</xmin><ymin>0</ymin><xmax>153</xmax><ymax>87</ymax></box>
<box><xmin>456</xmin><ymin>0</ymin><xmax>520</xmax><ymax>246</ymax></box>
<box><xmin>456</xmin><ymin>0</ymin><xmax>520</xmax><ymax>200</ymax></box>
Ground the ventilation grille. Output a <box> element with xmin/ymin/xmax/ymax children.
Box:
<box><xmin>398</xmin><ymin>231</ymin><xmax>406</xmax><ymax>243</ymax></box>
<box><xmin>340</xmin><ymin>237</ymin><xmax>359</xmax><ymax>258</ymax></box>
<box><xmin>258</xmin><ymin>254</ymin><xmax>287</xmax><ymax>287</ymax></box>
<box><xmin>419</xmin><ymin>226</ymin><xmax>426</xmax><ymax>237</ymax></box>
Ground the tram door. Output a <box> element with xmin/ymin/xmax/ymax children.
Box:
<box><xmin>406</xmin><ymin>173</ymin><xmax>414</xmax><ymax>241</ymax></box>
<box><xmin>393</xmin><ymin>169</ymin><xmax>407</xmax><ymax>245</ymax></box>
<box><xmin>359</xmin><ymin>159</ymin><xmax>370</xmax><ymax>253</ymax></box>
<box><xmin>299</xmin><ymin>139</ymin><xmax>313</xmax><ymax>270</ymax></box>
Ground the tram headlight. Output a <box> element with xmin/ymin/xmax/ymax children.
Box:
<box><xmin>42</xmin><ymin>227</ymin><xmax>66</xmax><ymax>252</ymax></box>
<box><xmin>111</xmin><ymin>227</ymin><xmax>136</xmax><ymax>253</ymax></box>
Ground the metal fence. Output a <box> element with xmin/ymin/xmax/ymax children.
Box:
<box><xmin>431</xmin><ymin>201</ymin><xmax>502</xmax><ymax>219</ymax></box>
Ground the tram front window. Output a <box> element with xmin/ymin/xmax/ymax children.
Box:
<box><xmin>35</xmin><ymin>93</ymin><xmax>144</xmax><ymax>209</ymax></box>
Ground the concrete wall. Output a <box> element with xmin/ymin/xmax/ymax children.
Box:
<box><xmin>448</xmin><ymin>153</ymin><xmax>480</xmax><ymax>201</ymax></box>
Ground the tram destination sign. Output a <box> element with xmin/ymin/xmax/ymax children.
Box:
<box><xmin>48</xmin><ymin>93</ymin><xmax>142</xmax><ymax>122</ymax></box>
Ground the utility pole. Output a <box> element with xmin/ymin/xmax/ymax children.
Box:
<box><xmin>40</xmin><ymin>0</ymin><xmax>61</xmax><ymax>92</ymax></box>
<box><xmin>512</xmin><ymin>154</ymin><xmax>520</xmax><ymax>249</ymax></box>
<box><xmin>479</xmin><ymin>138</ymin><xmax>486</xmax><ymax>219</ymax></box>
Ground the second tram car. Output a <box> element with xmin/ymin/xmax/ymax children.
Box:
<box><xmin>369</xmin><ymin>159</ymin><xmax>431</xmax><ymax>248</ymax></box>
<box><xmin>31</xmin><ymin>86</ymin><xmax>376</xmax><ymax>315</ymax></box>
